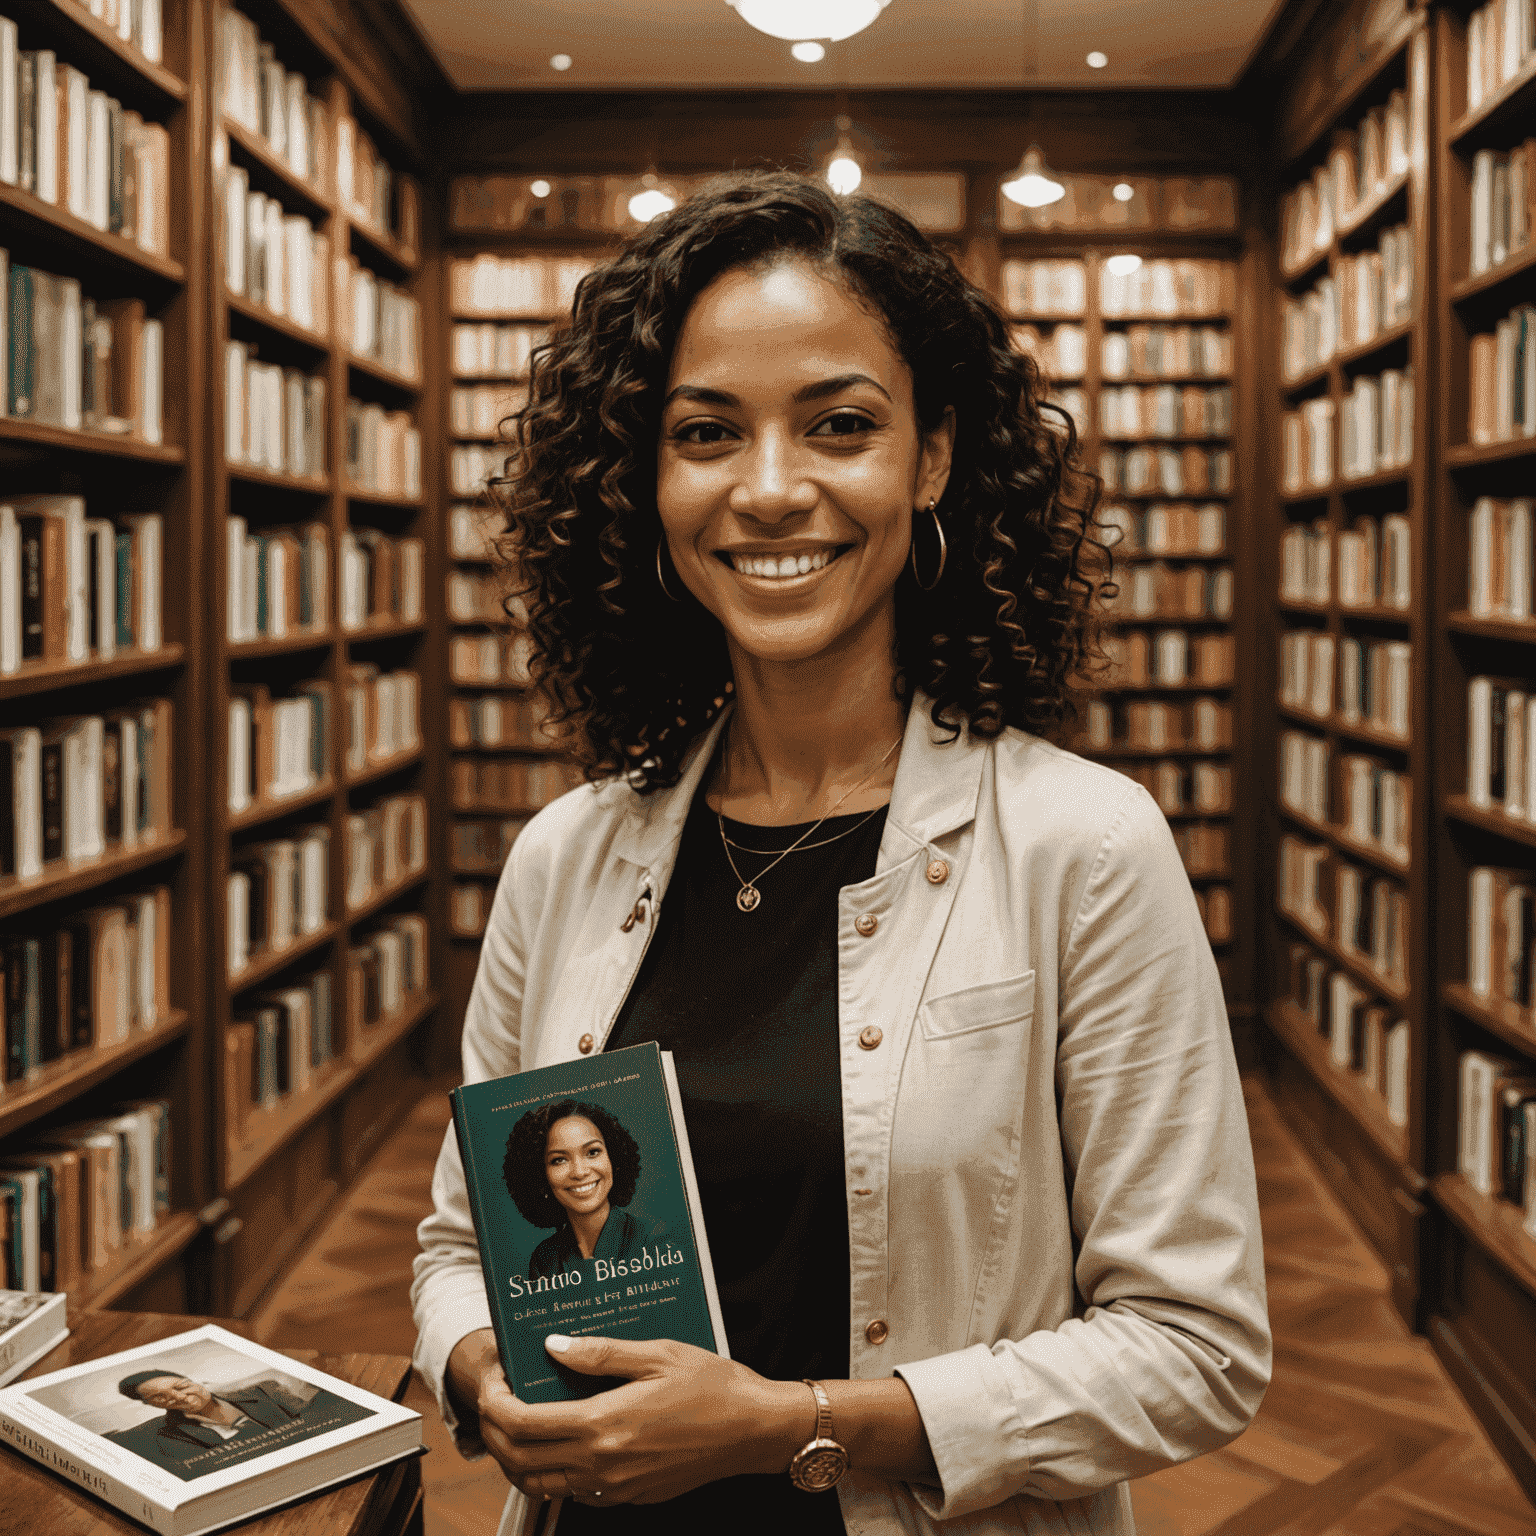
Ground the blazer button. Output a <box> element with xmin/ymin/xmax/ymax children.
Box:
<box><xmin>865</xmin><ymin>1319</ymin><xmax>889</xmax><ymax>1345</ymax></box>
<box><xmin>578</xmin><ymin>1033</ymin><xmax>595</xmax><ymax>1054</ymax></box>
<box><xmin>926</xmin><ymin>859</ymin><xmax>949</xmax><ymax>885</ymax></box>
<box><xmin>858</xmin><ymin>1025</ymin><xmax>883</xmax><ymax>1050</ymax></box>
<box><xmin>855</xmin><ymin>913</ymin><xmax>878</xmax><ymax>936</ymax></box>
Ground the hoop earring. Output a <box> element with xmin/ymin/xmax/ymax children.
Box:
<box><xmin>656</xmin><ymin>537</ymin><xmax>682</xmax><ymax>603</ymax></box>
<box><xmin>910</xmin><ymin>498</ymin><xmax>946</xmax><ymax>591</ymax></box>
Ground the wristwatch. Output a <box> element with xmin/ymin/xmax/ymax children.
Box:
<box><xmin>788</xmin><ymin>1378</ymin><xmax>850</xmax><ymax>1492</ymax></box>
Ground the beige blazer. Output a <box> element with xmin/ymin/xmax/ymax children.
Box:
<box><xmin>411</xmin><ymin>697</ymin><xmax>1271</xmax><ymax>1535</ymax></box>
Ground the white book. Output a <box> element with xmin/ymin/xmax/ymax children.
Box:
<box><xmin>0</xmin><ymin>506</ymin><xmax>18</xmax><ymax>673</ymax></box>
<box><xmin>34</xmin><ymin>52</ymin><xmax>57</xmax><ymax>204</ymax></box>
<box><xmin>299</xmin><ymin>832</ymin><xmax>327</xmax><ymax>933</ymax></box>
<box><xmin>1469</xmin><ymin>867</ymin><xmax>1495</xmax><ymax>995</ymax></box>
<box><xmin>228</xmin><ymin>699</ymin><xmax>251</xmax><ymax>811</ymax></box>
<box><xmin>1385</xmin><ymin>1021</ymin><xmax>1409</xmax><ymax>1126</ymax></box>
<box><xmin>1468</xmin><ymin>676</ymin><xmax>1493</xmax><ymax>805</ymax></box>
<box><xmin>1470</xmin><ymin>497</ymin><xmax>1494</xmax><ymax>614</ymax></box>
<box><xmin>140</xmin><ymin>0</ymin><xmax>162</xmax><ymax>62</ymax></box>
<box><xmin>124</xmin><ymin>514</ymin><xmax>163</xmax><ymax>651</ymax></box>
<box><xmin>223</xmin><ymin>166</ymin><xmax>248</xmax><ymax>295</ymax></box>
<box><xmin>61</xmin><ymin>716</ymin><xmax>104</xmax><ymax>859</ymax></box>
<box><xmin>0</xmin><ymin>20</ymin><xmax>17</xmax><ymax>186</ymax></box>
<box><xmin>141</xmin><ymin>319</ymin><xmax>163</xmax><ymax>444</ymax></box>
<box><xmin>1472</xmin><ymin>149</ymin><xmax>1494</xmax><ymax>275</ymax></box>
<box><xmin>224</xmin><ymin>343</ymin><xmax>247</xmax><ymax>463</ymax></box>
<box><xmin>266</xmin><ymin>538</ymin><xmax>288</xmax><ymax>637</ymax></box>
<box><xmin>85</xmin><ymin>518</ymin><xmax>116</xmax><ymax>660</ymax></box>
<box><xmin>18</xmin><ymin>497</ymin><xmax>88</xmax><ymax>662</ymax></box>
<box><xmin>0</xmin><ymin>1322</ymin><xmax>419</xmax><ymax>1536</ymax></box>
<box><xmin>225</xmin><ymin>515</ymin><xmax>247</xmax><ymax>642</ymax></box>
<box><xmin>63</xmin><ymin>68</ymin><xmax>89</xmax><ymax>221</ymax></box>
<box><xmin>0</xmin><ymin>1292</ymin><xmax>68</xmax><ymax>1388</ymax></box>
<box><xmin>1</xmin><ymin>728</ymin><xmax>42</xmax><ymax>879</ymax></box>
<box><xmin>227</xmin><ymin>870</ymin><xmax>250</xmax><ymax>973</ymax></box>
<box><xmin>116</xmin><ymin>715</ymin><xmax>138</xmax><ymax>847</ymax></box>
<box><xmin>130</xmin><ymin>891</ymin><xmax>157</xmax><ymax>1025</ymax></box>
<box><xmin>60</xmin><ymin>279</ymin><xmax>82</xmax><ymax>430</ymax></box>
<box><xmin>1459</xmin><ymin>1051</ymin><xmax>1502</xmax><ymax>1195</ymax></box>
<box><xmin>86</xmin><ymin>90</ymin><xmax>109</xmax><ymax>231</ymax></box>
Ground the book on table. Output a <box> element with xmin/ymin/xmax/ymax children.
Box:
<box><xmin>0</xmin><ymin>1289</ymin><xmax>66</xmax><ymax>1388</ymax></box>
<box><xmin>0</xmin><ymin>1322</ymin><xmax>420</xmax><ymax>1535</ymax></box>
<box><xmin>452</xmin><ymin>1040</ymin><xmax>728</xmax><ymax>1403</ymax></box>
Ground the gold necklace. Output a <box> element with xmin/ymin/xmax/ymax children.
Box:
<box><xmin>717</xmin><ymin>736</ymin><xmax>901</xmax><ymax>913</ymax></box>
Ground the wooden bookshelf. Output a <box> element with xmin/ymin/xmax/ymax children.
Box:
<box><xmin>0</xmin><ymin>0</ymin><xmax>209</xmax><ymax>1316</ymax></box>
<box><xmin>1258</xmin><ymin>1</ymin><xmax>1433</xmax><ymax>1335</ymax></box>
<box><xmin>1425</xmin><ymin>0</ymin><xmax>1536</xmax><ymax>1501</ymax></box>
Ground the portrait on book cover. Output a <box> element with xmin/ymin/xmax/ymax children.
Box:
<box><xmin>503</xmin><ymin>1097</ymin><xmax>671</xmax><ymax>1281</ymax></box>
<box><xmin>23</xmin><ymin>1337</ymin><xmax>375</xmax><ymax>1482</ymax></box>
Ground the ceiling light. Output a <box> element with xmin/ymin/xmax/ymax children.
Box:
<box><xmin>1106</xmin><ymin>253</ymin><xmax>1143</xmax><ymax>277</ymax></box>
<box><xmin>825</xmin><ymin>114</ymin><xmax>863</xmax><ymax>195</ymax></box>
<box><xmin>530</xmin><ymin>180</ymin><xmax>552</xmax><ymax>198</ymax></box>
<box><xmin>791</xmin><ymin>40</ymin><xmax>826</xmax><ymax>61</ymax></box>
<box><xmin>550</xmin><ymin>53</ymin><xmax>572</xmax><ymax>71</ymax></box>
<box><xmin>728</xmin><ymin>0</ymin><xmax>889</xmax><ymax>42</ymax></box>
<box><xmin>628</xmin><ymin>173</ymin><xmax>677</xmax><ymax>224</ymax></box>
<box><xmin>1001</xmin><ymin>144</ymin><xmax>1065</xmax><ymax>209</ymax></box>
<box><xmin>1112</xmin><ymin>182</ymin><xmax>1134</xmax><ymax>201</ymax></box>
<box><xmin>1087</xmin><ymin>50</ymin><xmax>1108</xmax><ymax>68</ymax></box>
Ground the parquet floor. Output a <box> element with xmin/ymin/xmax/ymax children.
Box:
<box><xmin>250</xmin><ymin>1075</ymin><xmax>1536</xmax><ymax>1536</ymax></box>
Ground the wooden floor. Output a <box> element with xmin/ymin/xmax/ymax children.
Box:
<box><xmin>251</xmin><ymin>1075</ymin><xmax>1536</xmax><ymax>1536</ymax></box>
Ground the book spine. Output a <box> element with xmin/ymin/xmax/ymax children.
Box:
<box><xmin>0</xmin><ymin>1411</ymin><xmax>175</xmax><ymax>1535</ymax></box>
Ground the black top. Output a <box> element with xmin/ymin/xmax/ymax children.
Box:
<box><xmin>557</xmin><ymin>788</ymin><xmax>888</xmax><ymax>1534</ymax></box>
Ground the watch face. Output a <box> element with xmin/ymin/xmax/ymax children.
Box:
<box><xmin>791</xmin><ymin>1440</ymin><xmax>849</xmax><ymax>1493</ymax></box>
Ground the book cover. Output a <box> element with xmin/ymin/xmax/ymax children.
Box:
<box><xmin>0</xmin><ymin>1323</ymin><xmax>419</xmax><ymax>1536</ymax></box>
<box><xmin>451</xmin><ymin>1041</ymin><xmax>727</xmax><ymax>1403</ymax></box>
<box><xmin>0</xmin><ymin>1290</ymin><xmax>67</xmax><ymax>1387</ymax></box>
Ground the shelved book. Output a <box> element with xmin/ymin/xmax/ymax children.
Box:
<box><xmin>1458</xmin><ymin>1050</ymin><xmax>1536</xmax><ymax>1239</ymax></box>
<box><xmin>451</xmin><ymin>1041</ymin><xmax>728</xmax><ymax>1404</ymax></box>
<box><xmin>227</xmin><ymin>966</ymin><xmax>336</xmax><ymax>1142</ymax></box>
<box><xmin>449</xmin><ymin>254</ymin><xmax>595</xmax><ymax>318</ymax></box>
<box><xmin>0</xmin><ymin>1323</ymin><xmax>420</xmax><ymax>1536</ymax></box>
<box><xmin>1468</xmin><ymin>301</ymin><xmax>1536</xmax><ymax>444</ymax></box>
<box><xmin>0</xmin><ymin>1290</ymin><xmax>66</xmax><ymax>1386</ymax></box>
<box><xmin>1468</xmin><ymin>676</ymin><xmax>1536</xmax><ymax>819</ymax></box>
<box><xmin>1468</xmin><ymin>497</ymin><xmax>1533</xmax><ymax>618</ymax></box>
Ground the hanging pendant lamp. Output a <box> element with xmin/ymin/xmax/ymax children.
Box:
<box><xmin>1001</xmin><ymin>144</ymin><xmax>1065</xmax><ymax>209</ymax></box>
<box><xmin>825</xmin><ymin>115</ymin><xmax>862</xmax><ymax>195</ymax></box>
<box><xmin>726</xmin><ymin>0</ymin><xmax>890</xmax><ymax>42</ymax></box>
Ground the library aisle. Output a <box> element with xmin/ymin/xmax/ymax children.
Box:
<box><xmin>249</xmin><ymin>1077</ymin><xmax>1536</xmax><ymax>1536</ymax></box>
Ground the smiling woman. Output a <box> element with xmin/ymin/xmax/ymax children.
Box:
<box><xmin>412</xmin><ymin>170</ymin><xmax>1270</xmax><ymax>1536</ymax></box>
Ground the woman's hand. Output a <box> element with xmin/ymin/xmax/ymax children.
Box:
<box><xmin>477</xmin><ymin>1333</ymin><xmax>810</xmax><ymax>1505</ymax></box>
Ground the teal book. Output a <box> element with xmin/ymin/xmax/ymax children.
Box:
<box><xmin>451</xmin><ymin>1041</ymin><xmax>728</xmax><ymax>1403</ymax></box>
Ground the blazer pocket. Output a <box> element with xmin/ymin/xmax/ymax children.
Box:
<box><xmin>920</xmin><ymin>969</ymin><xmax>1035</xmax><ymax>1041</ymax></box>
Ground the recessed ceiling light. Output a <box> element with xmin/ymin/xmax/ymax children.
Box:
<box><xmin>1106</xmin><ymin>253</ymin><xmax>1142</xmax><ymax>277</ymax></box>
<box><xmin>1112</xmin><ymin>182</ymin><xmax>1134</xmax><ymax>201</ymax></box>
<box><xmin>1087</xmin><ymin>50</ymin><xmax>1108</xmax><ymax>68</ymax></box>
<box><xmin>550</xmin><ymin>53</ymin><xmax>573</xmax><ymax>71</ymax></box>
<box><xmin>791</xmin><ymin>40</ymin><xmax>826</xmax><ymax>61</ymax></box>
<box><xmin>530</xmin><ymin>180</ymin><xmax>552</xmax><ymax>198</ymax></box>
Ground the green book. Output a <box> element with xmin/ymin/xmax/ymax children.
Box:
<box><xmin>451</xmin><ymin>1041</ymin><xmax>727</xmax><ymax>1403</ymax></box>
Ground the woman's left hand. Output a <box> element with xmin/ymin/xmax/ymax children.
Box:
<box><xmin>483</xmin><ymin>1334</ymin><xmax>809</xmax><ymax>1505</ymax></box>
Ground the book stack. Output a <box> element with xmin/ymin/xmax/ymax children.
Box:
<box><xmin>1468</xmin><ymin>497</ymin><xmax>1534</xmax><ymax>619</ymax></box>
<box><xmin>217</xmin><ymin>5</ymin><xmax>326</xmax><ymax>190</ymax></box>
<box><xmin>4</xmin><ymin>267</ymin><xmax>164</xmax><ymax>441</ymax></box>
<box><xmin>1458</xmin><ymin>1048</ymin><xmax>1536</xmax><ymax>1240</ymax></box>
<box><xmin>1340</xmin><ymin>755</ymin><xmax>1411</xmax><ymax>864</ymax></box>
<box><xmin>1466</xmin><ymin>0</ymin><xmax>1536</xmax><ymax>115</ymax></box>
<box><xmin>1082</xmin><ymin>696</ymin><xmax>1231</xmax><ymax>753</ymax></box>
<box><xmin>223</xmin><ymin>342</ymin><xmax>326</xmax><ymax>478</ymax></box>
<box><xmin>220</xmin><ymin>166</ymin><xmax>329</xmax><ymax>336</ymax></box>
<box><xmin>1100</xmin><ymin>323</ymin><xmax>1230</xmax><ymax>379</ymax></box>
<box><xmin>1282</xmin><ymin>224</ymin><xmax>1415</xmax><ymax>382</ymax></box>
<box><xmin>344</xmin><ymin>399</ymin><xmax>421</xmax><ymax>497</ymax></box>
<box><xmin>998</xmin><ymin>259</ymin><xmax>1086</xmax><ymax>317</ymax></box>
<box><xmin>450</xmin><ymin>815</ymin><xmax>529</xmax><ymax>874</ymax></box>
<box><xmin>1470</xmin><ymin>145</ymin><xmax>1534</xmax><ymax>277</ymax></box>
<box><xmin>226</xmin><ymin>684</ymin><xmax>329</xmax><ymax>812</ymax></box>
<box><xmin>226</xmin><ymin>827</ymin><xmax>329</xmax><ymax>977</ymax></box>
<box><xmin>1338</xmin><ymin>638</ymin><xmax>1412</xmax><ymax>737</ymax></box>
<box><xmin>1280</xmin><ymin>90</ymin><xmax>1410</xmax><ymax>270</ymax></box>
<box><xmin>0</xmin><ymin>19</ymin><xmax>169</xmax><ymax>254</ymax></box>
<box><xmin>449</xmin><ymin>253</ymin><xmax>595</xmax><ymax>318</ymax></box>
<box><xmin>1103</xmin><ymin>561</ymin><xmax>1232</xmax><ymax>621</ymax></box>
<box><xmin>343</xmin><ymin>792</ymin><xmax>426</xmax><ymax>910</ymax></box>
<box><xmin>0</xmin><ymin>500</ymin><xmax>161</xmax><ymax>673</ymax></box>
<box><xmin>336</xmin><ymin>114</ymin><xmax>420</xmax><ymax>257</ymax></box>
<box><xmin>1282</xmin><ymin>398</ymin><xmax>1336</xmax><ymax>492</ymax></box>
<box><xmin>2</xmin><ymin>884</ymin><xmax>170</xmax><ymax>1077</ymax></box>
<box><xmin>0</xmin><ymin>1099</ymin><xmax>170</xmax><ymax>1291</ymax></box>
<box><xmin>1099</xmin><ymin>258</ymin><xmax>1234</xmax><ymax>318</ymax></box>
<box><xmin>1340</xmin><ymin>369</ymin><xmax>1414</xmax><ymax>479</ymax></box>
<box><xmin>1337</xmin><ymin>514</ymin><xmax>1411</xmax><ymax>609</ymax></box>
<box><xmin>338</xmin><ymin>529</ymin><xmax>424</xmax><ymax>629</ymax></box>
<box><xmin>227</xmin><ymin>967</ymin><xmax>336</xmax><ymax>1139</ymax></box>
<box><xmin>1103</xmin><ymin>629</ymin><xmax>1235</xmax><ymax>687</ymax></box>
<box><xmin>347</xmin><ymin>914</ymin><xmax>428</xmax><ymax>1044</ymax></box>
<box><xmin>1280</xmin><ymin>629</ymin><xmax>1336</xmax><ymax>717</ymax></box>
<box><xmin>450</xmin><ymin>383</ymin><xmax>529</xmax><ymax>438</ymax></box>
<box><xmin>1280</xmin><ymin>729</ymin><xmax>1330</xmax><ymax>822</ymax></box>
<box><xmin>1280</xmin><ymin>518</ymin><xmax>1331</xmax><ymax>604</ymax></box>
<box><xmin>224</xmin><ymin>518</ymin><xmax>329</xmax><ymax>642</ymax></box>
<box><xmin>341</xmin><ymin>260</ymin><xmax>421</xmax><ymax>381</ymax></box>
<box><xmin>1009</xmin><ymin>322</ymin><xmax>1086</xmax><ymax>379</ymax></box>
<box><xmin>0</xmin><ymin>700</ymin><xmax>172</xmax><ymax>878</ymax></box>
<box><xmin>450</xmin><ymin>631</ymin><xmax>534</xmax><ymax>688</ymax></box>
<box><xmin>344</xmin><ymin>665</ymin><xmax>420</xmax><ymax>772</ymax></box>
<box><xmin>452</xmin><ymin>321</ymin><xmax>549</xmax><ymax>379</ymax></box>
<box><xmin>1100</xmin><ymin>502</ymin><xmax>1226</xmax><ymax>554</ymax></box>
<box><xmin>1467</xmin><ymin>675</ymin><xmax>1536</xmax><ymax>822</ymax></box>
<box><xmin>1098</xmin><ymin>384</ymin><xmax>1232</xmax><ymax>439</ymax></box>
<box><xmin>1468</xmin><ymin>301</ymin><xmax>1536</xmax><ymax>444</ymax></box>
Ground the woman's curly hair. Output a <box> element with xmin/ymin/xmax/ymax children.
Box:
<box><xmin>491</xmin><ymin>169</ymin><xmax>1111</xmax><ymax>790</ymax></box>
<box><xmin>502</xmin><ymin>1100</ymin><xmax>642</xmax><ymax>1229</ymax></box>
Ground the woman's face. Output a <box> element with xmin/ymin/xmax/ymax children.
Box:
<box><xmin>656</xmin><ymin>258</ymin><xmax>954</xmax><ymax>668</ymax></box>
<box><xmin>543</xmin><ymin>1116</ymin><xmax>613</xmax><ymax>1218</ymax></box>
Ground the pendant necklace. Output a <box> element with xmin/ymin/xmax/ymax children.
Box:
<box><xmin>717</xmin><ymin>734</ymin><xmax>901</xmax><ymax>913</ymax></box>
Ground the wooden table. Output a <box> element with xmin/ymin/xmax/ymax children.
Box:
<box><xmin>0</xmin><ymin>1312</ymin><xmax>423</xmax><ymax>1536</ymax></box>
